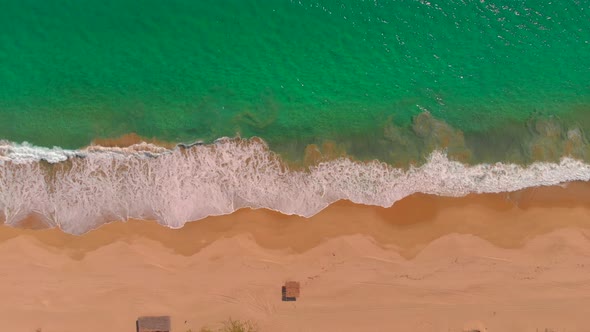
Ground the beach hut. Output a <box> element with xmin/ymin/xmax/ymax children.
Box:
<box><xmin>282</xmin><ymin>281</ymin><xmax>300</xmax><ymax>301</ymax></box>
<box><xmin>136</xmin><ymin>316</ymin><xmax>171</xmax><ymax>332</ymax></box>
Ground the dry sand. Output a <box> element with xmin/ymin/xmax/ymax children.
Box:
<box><xmin>2</xmin><ymin>183</ymin><xmax>590</xmax><ymax>331</ymax></box>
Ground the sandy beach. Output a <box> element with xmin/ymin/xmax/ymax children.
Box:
<box><xmin>2</xmin><ymin>183</ymin><xmax>590</xmax><ymax>331</ymax></box>
<box><xmin>3</xmin><ymin>0</ymin><xmax>589</xmax><ymax>330</ymax></box>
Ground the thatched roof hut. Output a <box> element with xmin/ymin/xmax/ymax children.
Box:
<box><xmin>136</xmin><ymin>316</ymin><xmax>171</xmax><ymax>332</ymax></box>
<box><xmin>284</xmin><ymin>281</ymin><xmax>300</xmax><ymax>298</ymax></box>
<box><xmin>282</xmin><ymin>281</ymin><xmax>300</xmax><ymax>301</ymax></box>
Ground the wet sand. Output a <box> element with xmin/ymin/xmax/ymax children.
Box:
<box><xmin>2</xmin><ymin>182</ymin><xmax>590</xmax><ymax>331</ymax></box>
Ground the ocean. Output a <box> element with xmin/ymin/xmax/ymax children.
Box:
<box><xmin>0</xmin><ymin>0</ymin><xmax>589</xmax><ymax>233</ymax></box>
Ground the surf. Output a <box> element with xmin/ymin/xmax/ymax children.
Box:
<box><xmin>1</xmin><ymin>137</ymin><xmax>590</xmax><ymax>235</ymax></box>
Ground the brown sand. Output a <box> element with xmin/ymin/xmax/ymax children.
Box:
<box><xmin>90</xmin><ymin>133</ymin><xmax>177</xmax><ymax>149</ymax></box>
<box><xmin>2</xmin><ymin>183</ymin><xmax>590</xmax><ymax>331</ymax></box>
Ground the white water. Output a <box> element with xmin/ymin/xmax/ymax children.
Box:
<box><xmin>1</xmin><ymin>138</ymin><xmax>589</xmax><ymax>234</ymax></box>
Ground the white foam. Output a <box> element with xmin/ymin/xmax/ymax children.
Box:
<box><xmin>0</xmin><ymin>141</ymin><xmax>81</xmax><ymax>164</ymax></box>
<box><xmin>1</xmin><ymin>138</ymin><xmax>589</xmax><ymax>234</ymax></box>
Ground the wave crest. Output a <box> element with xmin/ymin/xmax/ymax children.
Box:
<box><xmin>1</xmin><ymin>138</ymin><xmax>589</xmax><ymax>234</ymax></box>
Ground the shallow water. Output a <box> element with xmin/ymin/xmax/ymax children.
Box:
<box><xmin>1</xmin><ymin>0</ymin><xmax>589</xmax><ymax>163</ymax></box>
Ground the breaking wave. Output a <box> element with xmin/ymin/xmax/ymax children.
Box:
<box><xmin>1</xmin><ymin>137</ymin><xmax>590</xmax><ymax>234</ymax></box>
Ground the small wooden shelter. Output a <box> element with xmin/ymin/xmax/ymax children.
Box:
<box><xmin>282</xmin><ymin>281</ymin><xmax>300</xmax><ymax>301</ymax></box>
<box><xmin>136</xmin><ymin>316</ymin><xmax>171</xmax><ymax>332</ymax></box>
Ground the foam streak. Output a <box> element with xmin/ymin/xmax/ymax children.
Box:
<box><xmin>1</xmin><ymin>139</ymin><xmax>589</xmax><ymax>234</ymax></box>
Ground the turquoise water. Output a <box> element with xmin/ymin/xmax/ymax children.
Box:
<box><xmin>1</xmin><ymin>0</ymin><xmax>589</xmax><ymax>164</ymax></box>
<box><xmin>2</xmin><ymin>0</ymin><xmax>590</xmax><ymax>231</ymax></box>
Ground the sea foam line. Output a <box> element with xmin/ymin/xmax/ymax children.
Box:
<box><xmin>0</xmin><ymin>138</ymin><xmax>589</xmax><ymax>234</ymax></box>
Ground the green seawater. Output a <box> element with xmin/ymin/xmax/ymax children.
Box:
<box><xmin>1</xmin><ymin>0</ymin><xmax>589</xmax><ymax>164</ymax></box>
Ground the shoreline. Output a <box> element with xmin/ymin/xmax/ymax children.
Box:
<box><xmin>4</xmin><ymin>135</ymin><xmax>590</xmax><ymax>234</ymax></box>
<box><xmin>5</xmin><ymin>181</ymin><xmax>590</xmax><ymax>257</ymax></box>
